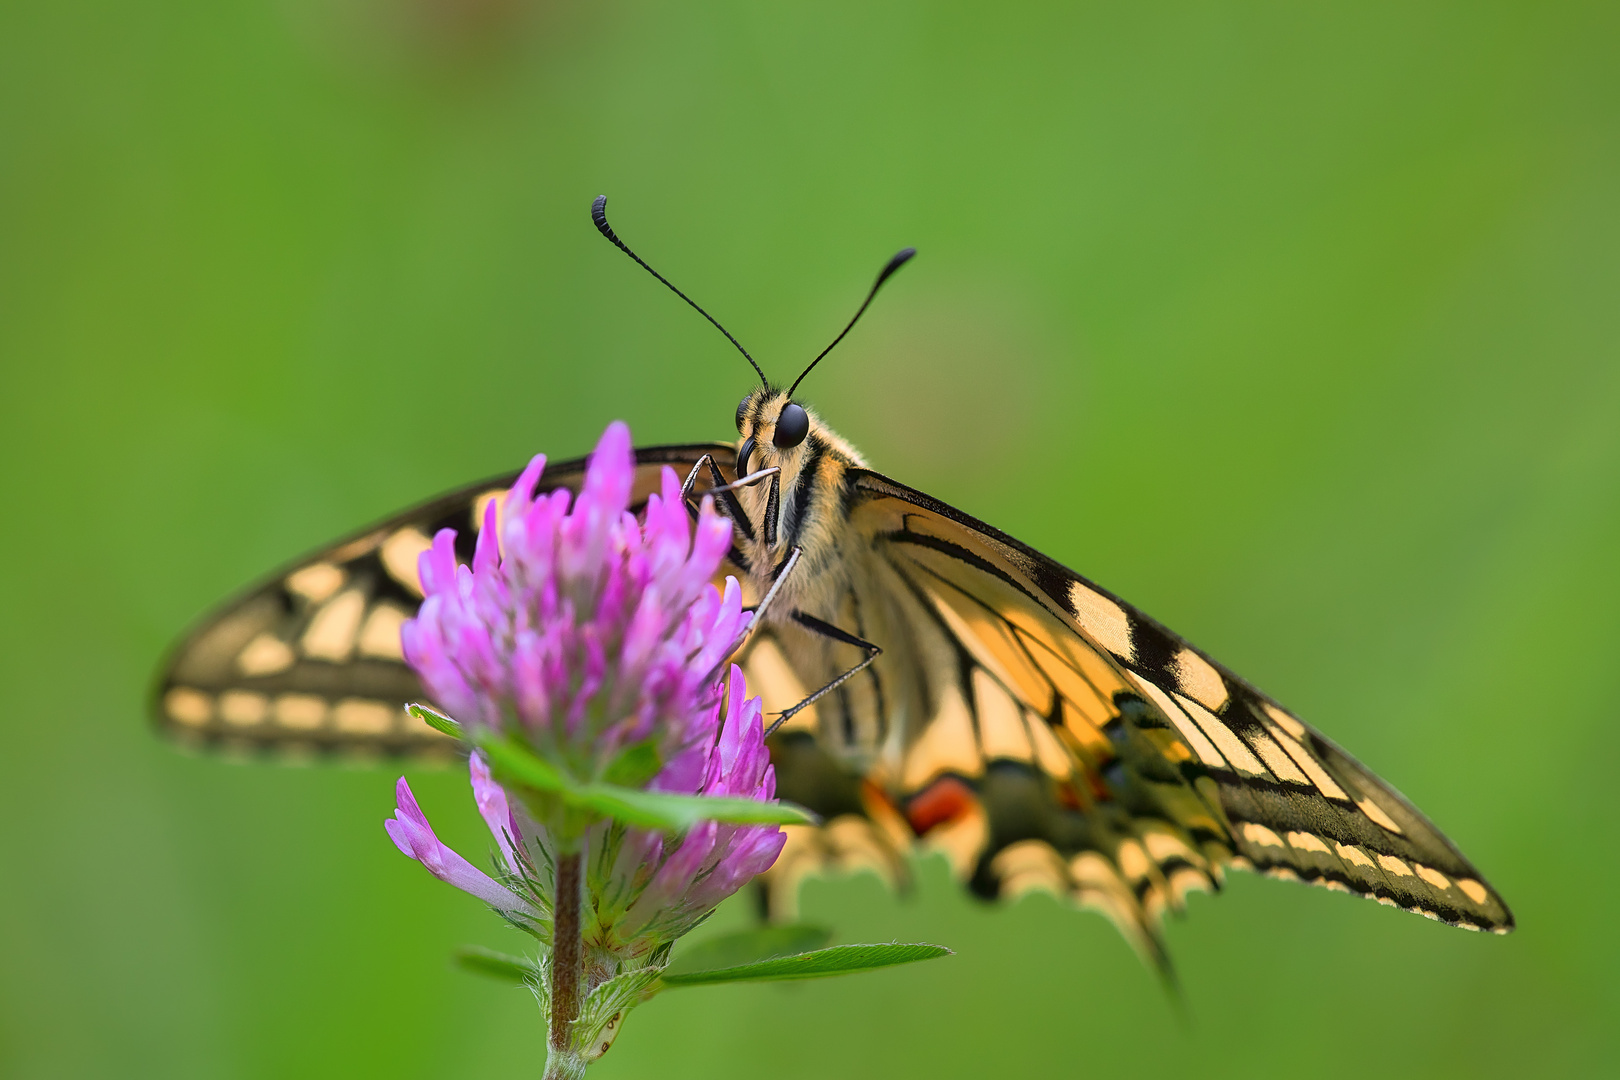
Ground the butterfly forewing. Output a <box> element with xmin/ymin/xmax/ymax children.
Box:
<box><xmin>787</xmin><ymin>469</ymin><xmax>1517</xmax><ymax>952</ymax></box>
<box><xmin>153</xmin><ymin>444</ymin><xmax>734</xmax><ymax>761</ymax></box>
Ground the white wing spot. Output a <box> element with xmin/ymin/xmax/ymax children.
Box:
<box><xmin>380</xmin><ymin>528</ymin><xmax>433</xmax><ymax>598</ymax></box>
<box><xmin>1377</xmin><ymin>854</ymin><xmax>1414</xmax><ymax>878</ymax></box>
<box><xmin>1115</xmin><ymin>839</ymin><xmax>1153</xmax><ymax>885</ymax></box>
<box><xmin>472</xmin><ymin>490</ymin><xmax>506</xmax><ymax>533</ymax></box>
<box><xmin>165</xmin><ymin>687</ymin><xmax>213</xmax><ymax>726</ymax></box>
<box><xmin>334</xmin><ymin>699</ymin><xmax>397</xmax><ymax>735</ymax></box>
<box><xmin>1142</xmin><ymin>829</ymin><xmax>1201</xmax><ymax>867</ymax></box>
<box><xmin>1067</xmin><ymin>583</ymin><xmax>1135</xmax><ymax>663</ymax></box>
<box><xmin>1241</xmin><ymin>823</ymin><xmax>1286</xmax><ymax>849</ymax></box>
<box><xmin>358</xmin><ymin>603</ymin><xmax>410</xmax><ymax>660</ymax></box>
<box><xmin>302</xmin><ymin>589</ymin><xmax>367</xmax><ymax>661</ymax></box>
<box><xmin>1171</xmin><ymin>648</ymin><xmax>1228</xmax><ymax>711</ymax></box>
<box><xmin>237</xmin><ymin>632</ymin><xmax>295</xmax><ymax>676</ymax></box>
<box><xmin>1357</xmin><ymin>796</ymin><xmax>1404</xmax><ymax>835</ymax></box>
<box><xmin>1414</xmin><ymin>864</ymin><xmax>1451</xmax><ymax>890</ymax></box>
<box><xmin>219</xmin><ymin>691</ymin><xmax>269</xmax><ymax>727</ymax></box>
<box><xmin>1260</xmin><ymin>701</ymin><xmax>1307</xmax><ymax>739</ymax></box>
<box><xmin>285</xmin><ymin>562</ymin><xmax>345</xmax><ymax>603</ymax></box>
<box><xmin>274</xmin><ymin>693</ymin><xmax>327</xmax><ymax>730</ymax></box>
<box><xmin>1335</xmin><ymin>842</ymin><xmax>1376</xmax><ymax>869</ymax></box>
<box><xmin>991</xmin><ymin>840</ymin><xmax>1072</xmax><ymax>901</ymax></box>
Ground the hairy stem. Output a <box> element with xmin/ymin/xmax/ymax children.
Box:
<box><xmin>545</xmin><ymin>850</ymin><xmax>584</xmax><ymax>1078</ymax></box>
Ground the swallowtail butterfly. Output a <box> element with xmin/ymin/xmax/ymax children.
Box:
<box><xmin>154</xmin><ymin>197</ymin><xmax>1513</xmax><ymax>971</ymax></box>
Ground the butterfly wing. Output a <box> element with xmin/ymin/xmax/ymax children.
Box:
<box><xmin>155</xmin><ymin>439</ymin><xmax>1512</xmax><ymax>965</ymax></box>
<box><xmin>152</xmin><ymin>444</ymin><xmax>736</xmax><ymax>760</ymax></box>
<box><xmin>753</xmin><ymin>467</ymin><xmax>1512</xmax><ymax>965</ymax></box>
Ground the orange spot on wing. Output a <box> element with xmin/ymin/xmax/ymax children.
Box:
<box><xmin>906</xmin><ymin>777</ymin><xmax>979</xmax><ymax>836</ymax></box>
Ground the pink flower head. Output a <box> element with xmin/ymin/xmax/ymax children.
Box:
<box><xmin>387</xmin><ymin>666</ymin><xmax>784</xmax><ymax>953</ymax></box>
<box><xmin>400</xmin><ymin>421</ymin><xmax>750</xmax><ymax>779</ymax></box>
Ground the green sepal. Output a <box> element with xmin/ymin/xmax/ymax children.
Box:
<box><xmin>476</xmin><ymin>733</ymin><xmax>819</xmax><ymax>830</ymax></box>
<box><xmin>666</xmin><ymin>925</ymin><xmax>832</xmax><ymax>978</ymax></box>
<box><xmin>406</xmin><ymin>702</ymin><xmax>462</xmax><ymax>740</ymax></box>
<box><xmin>453</xmin><ymin>945</ymin><xmax>537</xmax><ymax>985</ymax></box>
<box><xmin>660</xmin><ymin>941</ymin><xmax>952</xmax><ymax>987</ymax></box>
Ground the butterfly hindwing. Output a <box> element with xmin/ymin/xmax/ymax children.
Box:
<box><xmin>153</xmin><ymin>444</ymin><xmax>734</xmax><ymax>760</ymax></box>
<box><xmin>780</xmin><ymin>468</ymin><xmax>1517</xmax><ymax>954</ymax></box>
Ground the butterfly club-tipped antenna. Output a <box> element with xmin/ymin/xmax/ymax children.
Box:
<box><xmin>591</xmin><ymin>195</ymin><xmax>768</xmax><ymax>388</ymax></box>
<box><xmin>786</xmin><ymin>246</ymin><xmax>916</xmax><ymax>398</ymax></box>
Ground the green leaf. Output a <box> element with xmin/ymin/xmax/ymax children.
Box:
<box><xmin>660</xmin><ymin>942</ymin><xmax>952</xmax><ymax>987</ymax></box>
<box><xmin>666</xmin><ymin>925</ymin><xmax>832</xmax><ymax>978</ymax></box>
<box><xmin>476</xmin><ymin>733</ymin><xmax>819</xmax><ymax>830</ymax></box>
<box><xmin>600</xmin><ymin>738</ymin><xmax>662</xmax><ymax>788</ymax></box>
<box><xmin>407</xmin><ymin>702</ymin><xmax>462</xmax><ymax>740</ymax></box>
<box><xmin>476</xmin><ymin>733</ymin><xmax>570</xmax><ymax>793</ymax></box>
<box><xmin>453</xmin><ymin>946</ymin><xmax>536</xmax><ymax>985</ymax></box>
<box><xmin>572</xmin><ymin>783</ymin><xmax>818</xmax><ymax>830</ymax></box>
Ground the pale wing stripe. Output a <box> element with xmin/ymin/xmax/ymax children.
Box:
<box><xmin>155</xmin><ymin>445</ymin><xmax>732</xmax><ymax>760</ymax></box>
<box><xmin>1122</xmin><ymin>671</ymin><xmax>1226</xmax><ymax>770</ymax></box>
<box><xmin>1172</xmin><ymin>691</ymin><xmax>1268</xmax><ymax>779</ymax></box>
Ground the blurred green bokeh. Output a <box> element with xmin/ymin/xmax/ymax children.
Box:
<box><xmin>3</xmin><ymin>1</ymin><xmax>1617</xmax><ymax>1076</ymax></box>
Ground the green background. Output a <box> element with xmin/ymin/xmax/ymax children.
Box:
<box><xmin>4</xmin><ymin>1</ymin><xmax>1616</xmax><ymax>1076</ymax></box>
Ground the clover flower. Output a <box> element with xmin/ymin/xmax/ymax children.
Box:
<box><xmin>389</xmin><ymin>421</ymin><xmax>789</xmax><ymax>1078</ymax></box>
<box><xmin>401</xmin><ymin>420</ymin><xmax>750</xmax><ymax>781</ymax></box>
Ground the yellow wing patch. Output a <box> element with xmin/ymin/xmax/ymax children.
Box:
<box><xmin>153</xmin><ymin>445</ymin><xmax>735</xmax><ymax>761</ymax></box>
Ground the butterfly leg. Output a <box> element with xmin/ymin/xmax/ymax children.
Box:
<box><xmin>680</xmin><ymin>455</ymin><xmax>756</xmax><ymax>540</ymax></box>
<box><xmin>728</xmin><ymin>546</ymin><xmax>805</xmax><ymax>664</ymax></box>
<box><xmin>763</xmin><ymin>612</ymin><xmax>882</xmax><ymax>738</ymax></box>
<box><xmin>678</xmin><ymin>454</ymin><xmax>783</xmax><ymax>555</ymax></box>
<box><xmin>680</xmin><ymin>455</ymin><xmax>780</xmax><ymax>504</ymax></box>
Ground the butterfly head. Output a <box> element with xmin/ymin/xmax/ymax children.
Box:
<box><xmin>734</xmin><ymin>388</ymin><xmax>817</xmax><ymax>477</ymax></box>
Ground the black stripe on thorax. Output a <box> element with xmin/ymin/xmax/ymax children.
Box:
<box><xmin>784</xmin><ymin>434</ymin><xmax>828</xmax><ymax>548</ymax></box>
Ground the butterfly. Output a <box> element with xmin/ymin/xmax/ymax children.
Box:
<box><xmin>154</xmin><ymin>196</ymin><xmax>1513</xmax><ymax>972</ymax></box>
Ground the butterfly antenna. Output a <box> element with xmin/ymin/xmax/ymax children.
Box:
<box><xmin>592</xmin><ymin>195</ymin><xmax>768</xmax><ymax>388</ymax></box>
<box><xmin>787</xmin><ymin>246</ymin><xmax>915</xmax><ymax>398</ymax></box>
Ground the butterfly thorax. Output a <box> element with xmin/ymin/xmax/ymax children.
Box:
<box><xmin>732</xmin><ymin>390</ymin><xmax>867</xmax><ymax>622</ymax></box>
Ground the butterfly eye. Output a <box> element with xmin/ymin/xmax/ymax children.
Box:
<box><xmin>773</xmin><ymin>402</ymin><xmax>810</xmax><ymax>448</ymax></box>
<box><xmin>735</xmin><ymin>395</ymin><xmax>750</xmax><ymax>433</ymax></box>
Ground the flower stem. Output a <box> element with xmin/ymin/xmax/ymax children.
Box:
<box><xmin>545</xmin><ymin>850</ymin><xmax>584</xmax><ymax>1079</ymax></box>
